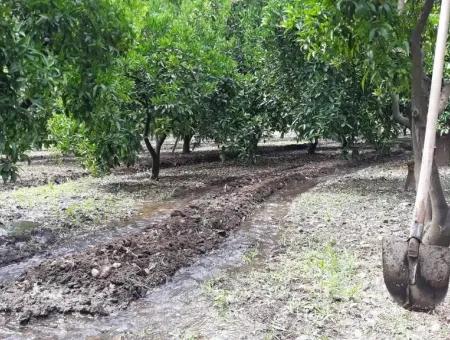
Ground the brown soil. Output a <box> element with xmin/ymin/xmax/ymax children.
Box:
<box><xmin>0</xmin><ymin>159</ymin><xmax>342</xmax><ymax>325</ymax></box>
<box><xmin>0</xmin><ymin>138</ymin><xmax>408</xmax><ymax>328</ymax></box>
<box><xmin>0</xmin><ymin>147</ymin><xmax>336</xmax><ymax>270</ymax></box>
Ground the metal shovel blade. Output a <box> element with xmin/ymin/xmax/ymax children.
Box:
<box><xmin>382</xmin><ymin>237</ymin><xmax>450</xmax><ymax>311</ymax></box>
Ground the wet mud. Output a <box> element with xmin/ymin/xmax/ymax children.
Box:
<box><xmin>0</xmin><ymin>166</ymin><xmax>321</xmax><ymax>339</ymax></box>
<box><xmin>0</xmin><ymin>160</ymin><xmax>340</xmax><ymax>325</ymax></box>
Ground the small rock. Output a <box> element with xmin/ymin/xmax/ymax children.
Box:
<box><xmin>18</xmin><ymin>311</ymin><xmax>32</xmax><ymax>325</ymax></box>
<box><xmin>91</xmin><ymin>268</ymin><xmax>99</xmax><ymax>278</ymax></box>
<box><xmin>431</xmin><ymin>322</ymin><xmax>441</xmax><ymax>332</ymax></box>
<box><xmin>112</xmin><ymin>262</ymin><xmax>121</xmax><ymax>268</ymax></box>
<box><xmin>99</xmin><ymin>265</ymin><xmax>112</xmax><ymax>279</ymax></box>
<box><xmin>170</xmin><ymin>210</ymin><xmax>185</xmax><ymax>217</ymax></box>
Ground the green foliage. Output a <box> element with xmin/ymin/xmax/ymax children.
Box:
<box><xmin>210</xmin><ymin>0</ymin><xmax>288</xmax><ymax>161</ymax></box>
<box><xmin>47</xmin><ymin>113</ymin><xmax>101</xmax><ymax>174</ymax></box>
<box><xmin>2</xmin><ymin>0</ymin><xmax>429</xmax><ymax>181</ymax></box>
<box><xmin>132</xmin><ymin>0</ymin><xmax>235</xmax><ymax>142</ymax></box>
<box><xmin>281</xmin><ymin>0</ymin><xmax>410</xmax><ymax>91</ymax></box>
<box><xmin>262</xmin><ymin>0</ymin><xmax>403</xmax><ymax>150</ymax></box>
<box><xmin>0</xmin><ymin>1</ymin><xmax>58</xmax><ymax>182</ymax></box>
<box><xmin>1</xmin><ymin>0</ymin><xmax>145</xmax><ymax>180</ymax></box>
<box><xmin>47</xmin><ymin>114</ymin><xmax>84</xmax><ymax>155</ymax></box>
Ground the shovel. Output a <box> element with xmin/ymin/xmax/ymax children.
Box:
<box><xmin>382</xmin><ymin>0</ymin><xmax>450</xmax><ymax>311</ymax></box>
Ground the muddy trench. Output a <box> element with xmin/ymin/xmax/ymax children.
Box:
<box><xmin>0</xmin><ymin>157</ymin><xmax>344</xmax><ymax>323</ymax></box>
<box><xmin>0</xmin><ymin>170</ymin><xmax>322</xmax><ymax>339</ymax></box>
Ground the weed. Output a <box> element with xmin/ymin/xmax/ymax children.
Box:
<box><xmin>203</xmin><ymin>279</ymin><xmax>231</xmax><ymax>316</ymax></box>
<box><xmin>304</xmin><ymin>243</ymin><xmax>361</xmax><ymax>302</ymax></box>
<box><xmin>243</xmin><ymin>246</ymin><xmax>259</xmax><ymax>264</ymax></box>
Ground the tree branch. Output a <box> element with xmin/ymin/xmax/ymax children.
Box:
<box><xmin>156</xmin><ymin>134</ymin><xmax>166</xmax><ymax>154</ymax></box>
<box><xmin>411</xmin><ymin>0</ymin><xmax>435</xmax><ymax>42</ymax></box>
<box><xmin>143</xmin><ymin>111</ymin><xmax>157</xmax><ymax>158</ymax></box>
<box><xmin>391</xmin><ymin>93</ymin><xmax>411</xmax><ymax>127</ymax></box>
<box><xmin>410</xmin><ymin>0</ymin><xmax>435</xmax><ymax>115</ymax></box>
<box><xmin>397</xmin><ymin>0</ymin><xmax>406</xmax><ymax>13</ymax></box>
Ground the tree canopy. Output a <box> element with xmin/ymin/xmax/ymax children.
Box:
<box><xmin>2</xmin><ymin>0</ymin><xmax>449</xmax><ymax>181</ymax></box>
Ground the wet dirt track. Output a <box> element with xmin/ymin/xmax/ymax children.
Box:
<box><xmin>0</xmin><ymin>144</ymin><xmax>413</xmax><ymax>338</ymax></box>
<box><xmin>0</xmin><ymin>174</ymin><xmax>320</xmax><ymax>339</ymax></box>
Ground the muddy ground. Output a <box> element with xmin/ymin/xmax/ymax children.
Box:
<box><xmin>0</xmin><ymin>141</ymin><xmax>317</xmax><ymax>268</ymax></box>
<box><xmin>1</xmin><ymin>139</ymin><xmax>434</xmax><ymax>339</ymax></box>
<box><xmin>4</xmin><ymin>153</ymin><xmax>448</xmax><ymax>340</ymax></box>
<box><xmin>194</xmin><ymin>160</ymin><xmax>450</xmax><ymax>339</ymax></box>
<box><xmin>0</xmin><ymin>141</ymin><xmax>359</xmax><ymax>324</ymax></box>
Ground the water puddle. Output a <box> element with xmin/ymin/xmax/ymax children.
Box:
<box><xmin>0</xmin><ymin>179</ymin><xmax>318</xmax><ymax>339</ymax></box>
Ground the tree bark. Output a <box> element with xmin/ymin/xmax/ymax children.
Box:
<box><xmin>391</xmin><ymin>93</ymin><xmax>411</xmax><ymax>128</ymax></box>
<box><xmin>143</xmin><ymin>112</ymin><xmax>166</xmax><ymax>179</ymax></box>
<box><xmin>144</xmin><ymin>135</ymin><xmax>166</xmax><ymax>180</ymax></box>
<box><xmin>409</xmin><ymin>0</ymin><xmax>450</xmax><ymax>246</ymax></box>
<box><xmin>404</xmin><ymin>161</ymin><xmax>415</xmax><ymax>191</ymax></box>
<box><xmin>308</xmin><ymin>137</ymin><xmax>318</xmax><ymax>154</ymax></box>
<box><xmin>182</xmin><ymin>135</ymin><xmax>192</xmax><ymax>154</ymax></box>
<box><xmin>171</xmin><ymin>136</ymin><xmax>179</xmax><ymax>154</ymax></box>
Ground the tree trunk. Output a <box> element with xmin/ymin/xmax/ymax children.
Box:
<box><xmin>143</xmin><ymin>111</ymin><xmax>166</xmax><ymax>180</ymax></box>
<box><xmin>308</xmin><ymin>138</ymin><xmax>318</xmax><ymax>154</ymax></box>
<box><xmin>409</xmin><ymin>0</ymin><xmax>450</xmax><ymax>246</ymax></box>
<box><xmin>171</xmin><ymin>136</ymin><xmax>179</xmax><ymax>154</ymax></box>
<box><xmin>182</xmin><ymin>135</ymin><xmax>192</xmax><ymax>154</ymax></box>
<box><xmin>404</xmin><ymin>161</ymin><xmax>415</xmax><ymax>191</ymax></box>
<box><xmin>144</xmin><ymin>135</ymin><xmax>166</xmax><ymax>180</ymax></box>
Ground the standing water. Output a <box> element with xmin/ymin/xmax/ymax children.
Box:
<box><xmin>0</xmin><ymin>179</ymin><xmax>318</xmax><ymax>339</ymax></box>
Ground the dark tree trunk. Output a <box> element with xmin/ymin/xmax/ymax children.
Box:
<box><xmin>143</xmin><ymin>112</ymin><xmax>166</xmax><ymax>180</ymax></box>
<box><xmin>409</xmin><ymin>0</ymin><xmax>450</xmax><ymax>246</ymax></box>
<box><xmin>308</xmin><ymin>138</ymin><xmax>318</xmax><ymax>154</ymax></box>
<box><xmin>182</xmin><ymin>135</ymin><xmax>192</xmax><ymax>154</ymax></box>
<box><xmin>171</xmin><ymin>136</ymin><xmax>179</xmax><ymax>154</ymax></box>
<box><xmin>144</xmin><ymin>135</ymin><xmax>166</xmax><ymax>180</ymax></box>
<box><xmin>404</xmin><ymin>161</ymin><xmax>415</xmax><ymax>191</ymax></box>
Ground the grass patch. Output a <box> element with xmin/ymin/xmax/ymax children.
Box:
<box><xmin>203</xmin><ymin>278</ymin><xmax>232</xmax><ymax>316</ymax></box>
<box><xmin>10</xmin><ymin>180</ymin><xmax>87</xmax><ymax>207</ymax></box>
<box><xmin>1</xmin><ymin>176</ymin><xmax>136</xmax><ymax>233</ymax></box>
<box><xmin>243</xmin><ymin>246</ymin><xmax>259</xmax><ymax>264</ymax></box>
<box><xmin>303</xmin><ymin>243</ymin><xmax>361</xmax><ymax>302</ymax></box>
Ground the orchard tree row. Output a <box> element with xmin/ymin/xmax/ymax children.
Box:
<box><xmin>1</xmin><ymin>0</ymin><xmax>449</xmax><ymax>183</ymax></box>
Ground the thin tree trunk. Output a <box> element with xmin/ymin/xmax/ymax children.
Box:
<box><xmin>182</xmin><ymin>135</ymin><xmax>192</xmax><ymax>154</ymax></box>
<box><xmin>144</xmin><ymin>135</ymin><xmax>166</xmax><ymax>180</ymax></box>
<box><xmin>143</xmin><ymin>112</ymin><xmax>166</xmax><ymax>179</ymax></box>
<box><xmin>171</xmin><ymin>137</ymin><xmax>179</xmax><ymax>154</ymax></box>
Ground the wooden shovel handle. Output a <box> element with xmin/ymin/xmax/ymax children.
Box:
<box><xmin>411</xmin><ymin>0</ymin><xmax>450</xmax><ymax>239</ymax></box>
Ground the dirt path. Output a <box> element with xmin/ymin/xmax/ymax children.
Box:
<box><xmin>1</xmin><ymin>146</ymin><xmax>428</xmax><ymax>338</ymax></box>
<box><xmin>0</xmin><ymin>169</ymin><xmax>318</xmax><ymax>339</ymax></box>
